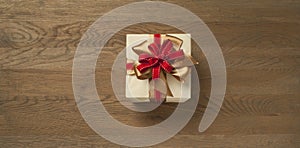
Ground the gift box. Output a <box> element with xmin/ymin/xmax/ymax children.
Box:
<box><xmin>126</xmin><ymin>34</ymin><xmax>193</xmax><ymax>103</ymax></box>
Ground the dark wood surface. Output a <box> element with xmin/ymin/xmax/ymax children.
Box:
<box><xmin>1</xmin><ymin>0</ymin><xmax>300</xmax><ymax>147</ymax></box>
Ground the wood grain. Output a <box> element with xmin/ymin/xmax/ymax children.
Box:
<box><xmin>0</xmin><ymin>0</ymin><xmax>299</xmax><ymax>147</ymax></box>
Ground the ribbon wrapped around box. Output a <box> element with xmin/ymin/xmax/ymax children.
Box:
<box><xmin>126</xmin><ymin>34</ymin><xmax>197</xmax><ymax>102</ymax></box>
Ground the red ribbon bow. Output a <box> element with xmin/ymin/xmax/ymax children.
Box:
<box><xmin>136</xmin><ymin>34</ymin><xmax>185</xmax><ymax>101</ymax></box>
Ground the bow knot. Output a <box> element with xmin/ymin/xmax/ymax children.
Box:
<box><xmin>136</xmin><ymin>37</ymin><xmax>184</xmax><ymax>80</ymax></box>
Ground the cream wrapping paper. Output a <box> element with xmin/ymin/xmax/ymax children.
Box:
<box><xmin>126</xmin><ymin>34</ymin><xmax>191</xmax><ymax>103</ymax></box>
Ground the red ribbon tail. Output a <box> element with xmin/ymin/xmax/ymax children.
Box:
<box><xmin>160</xmin><ymin>60</ymin><xmax>174</xmax><ymax>73</ymax></box>
<box><xmin>152</xmin><ymin>66</ymin><xmax>162</xmax><ymax>102</ymax></box>
<box><xmin>154</xmin><ymin>90</ymin><xmax>162</xmax><ymax>102</ymax></box>
<box><xmin>152</xmin><ymin>65</ymin><xmax>160</xmax><ymax>79</ymax></box>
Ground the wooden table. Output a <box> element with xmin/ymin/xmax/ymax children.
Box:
<box><xmin>1</xmin><ymin>0</ymin><xmax>299</xmax><ymax>147</ymax></box>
